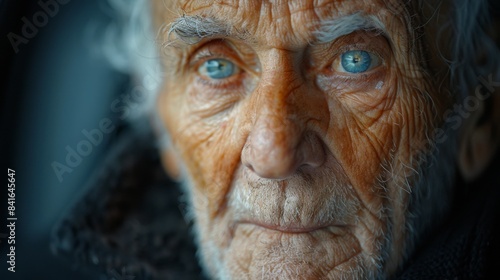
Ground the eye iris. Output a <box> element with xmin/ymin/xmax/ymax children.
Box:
<box><xmin>203</xmin><ymin>59</ymin><xmax>235</xmax><ymax>79</ymax></box>
<box><xmin>341</xmin><ymin>50</ymin><xmax>372</xmax><ymax>73</ymax></box>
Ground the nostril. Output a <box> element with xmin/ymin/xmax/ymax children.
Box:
<box><xmin>300</xmin><ymin>134</ymin><xmax>326</xmax><ymax>168</ymax></box>
<box><xmin>241</xmin><ymin>103</ymin><xmax>327</xmax><ymax>179</ymax></box>
<box><xmin>241</xmin><ymin>143</ymin><xmax>253</xmax><ymax>169</ymax></box>
<box><xmin>244</xmin><ymin>159</ymin><xmax>256</xmax><ymax>174</ymax></box>
<box><xmin>242</xmin><ymin>138</ymin><xmax>320</xmax><ymax>180</ymax></box>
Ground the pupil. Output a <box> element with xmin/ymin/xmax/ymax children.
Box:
<box><xmin>203</xmin><ymin>59</ymin><xmax>234</xmax><ymax>79</ymax></box>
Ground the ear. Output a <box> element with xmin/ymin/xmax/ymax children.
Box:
<box><xmin>458</xmin><ymin>90</ymin><xmax>500</xmax><ymax>181</ymax></box>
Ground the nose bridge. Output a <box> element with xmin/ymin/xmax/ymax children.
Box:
<box><xmin>253</xmin><ymin>50</ymin><xmax>305</xmax><ymax>151</ymax></box>
<box><xmin>242</xmin><ymin>49</ymin><xmax>316</xmax><ymax>179</ymax></box>
<box><xmin>256</xmin><ymin>49</ymin><xmax>304</xmax><ymax>122</ymax></box>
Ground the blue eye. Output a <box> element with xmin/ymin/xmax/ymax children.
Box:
<box><xmin>199</xmin><ymin>59</ymin><xmax>236</xmax><ymax>79</ymax></box>
<box><xmin>340</xmin><ymin>50</ymin><xmax>374</xmax><ymax>73</ymax></box>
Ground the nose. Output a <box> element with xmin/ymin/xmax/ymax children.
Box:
<box><xmin>241</xmin><ymin>56</ymin><xmax>326</xmax><ymax>179</ymax></box>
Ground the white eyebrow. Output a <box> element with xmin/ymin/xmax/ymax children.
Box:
<box><xmin>167</xmin><ymin>15</ymin><xmax>246</xmax><ymax>44</ymax></box>
<box><xmin>313</xmin><ymin>13</ymin><xmax>388</xmax><ymax>44</ymax></box>
<box><xmin>166</xmin><ymin>12</ymin><xmax>387</xmax><ymax>46</ymax></box>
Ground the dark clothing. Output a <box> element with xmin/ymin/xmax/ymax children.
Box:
<box><xmin>396</xmin><ymin>154</ymin><xmax>500</xmax><ymax>279</ymax></box>
<box><xmin>51</xmin><ymin>125</ymin><xmax>500</xmax><ymax>280</ymax></box>
<box><xmin>52</xmin><ymin>126</ymin><xmax>203</xmax><ymax>280</ymax></box>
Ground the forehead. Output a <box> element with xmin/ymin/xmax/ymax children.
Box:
<box><xmin>170</xmin><ymin>0</ymin><xmax>401</xmax><ymax>13</ymax></box>
<box><xmin>153</xmin><ymin>0</ymin><xmax>411</xmax><ymax>48</ymax></box>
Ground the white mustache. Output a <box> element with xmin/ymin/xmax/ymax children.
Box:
<box><xmin>227</xmin><ymin>166</ymin><xmax>361</xmax><ymax>229</ymax></box>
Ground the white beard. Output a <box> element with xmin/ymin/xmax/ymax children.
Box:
<box><xmin>174</xmin><ymin>124</ymin><xmax>459</xmax><ymax>280</ymax></box>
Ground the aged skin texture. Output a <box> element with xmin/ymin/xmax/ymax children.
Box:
<box><xmin>150</xmin><ymin>0</ymin><xmax>499</xmax><ymax>279</ymax></box>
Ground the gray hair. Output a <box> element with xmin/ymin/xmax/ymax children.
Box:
<box><xmin>100</xmin><ymin>0</ymin><xmax>497</xmax><ymax>275</ymax></box>
<box><xmin>101</xmin><ymin>0</ymin><xmax>498</xmax><ymax>118</ymax></box>
<box><xmin>447</xmin><ymin>0</ymin><xmax>499</xmax><ymax>100</ymax></box>
<box><xmin>101</xmin><ymin>0</ymin><xmax>162</xmax><ymax>119</ymax></box>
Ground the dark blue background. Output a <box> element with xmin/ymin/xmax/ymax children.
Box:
<box><xmin>1</xmin><ymin>0</ymin><xmax>129</xmax><ymax>279</ymax></box>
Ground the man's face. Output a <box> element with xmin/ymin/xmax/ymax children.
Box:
<box><xmin>154</xmin><ymin>0</ymin><xmax>451</xmax><ymax>278</ymax></box>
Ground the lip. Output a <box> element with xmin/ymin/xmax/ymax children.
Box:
<box><xmin>239</xmin><ymin>220</ymin><xmax>335</xmax><ymax>234</ymax></box>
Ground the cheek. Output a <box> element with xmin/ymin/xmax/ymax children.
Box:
<box><xmin>326</xmin><ymin>77</ymin><xmax>434</xmax><ymax>211</ymax></box>
<box><xmin>324</xmin><ymin>91</ymin><xmax>395</xmax><ymax>209</ymax></box>
<box><xmin>160</xmin><ymin>83</ymin><xmax>244</xmax><ymax>218</ymax></box>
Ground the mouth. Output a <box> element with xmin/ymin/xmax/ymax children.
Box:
<box><xmin>238</xmin><ymin>220</ymin><xmax>346</xmax><ymax>234</ymax></box>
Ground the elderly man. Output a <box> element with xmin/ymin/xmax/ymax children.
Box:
<box><xmin>53</xmin><ymin>0</ymin><xmax>500</xmax><ymax>279</ymax></box>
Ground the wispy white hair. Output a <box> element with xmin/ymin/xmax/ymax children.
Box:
<box><xmin>446</xmin><ymin>0</ymin><xmax>499</xmax><ymax>99</ymax></box>
<box><xmin>101</xmin><ymin>0</ymin><xmax>162</xmax><ymax>119</ymax></box>
<box><xmin>101</xmin><ymin>0</ymin><xmax>498</xmax><ymax>118</ymax></box>
<box><xmin>99</xmin><ymin>0</ymin><xmax>498</xmax><ymax>276</ymax></box>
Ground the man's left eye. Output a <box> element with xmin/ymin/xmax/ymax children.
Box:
<box><xmin>338</xmin><ymin>50</ymin><xmax>381</xmax><ymax>74</ymax></box>
<box><xmin>199</xmin><ymin>59</ymin><xmax>237</xmax><ymax>79</ymax></box>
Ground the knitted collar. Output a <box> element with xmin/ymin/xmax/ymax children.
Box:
<box><xmin>51</xmin><ymin>125</ymin><xmax>204</xmax><ymax>279</ymax></box>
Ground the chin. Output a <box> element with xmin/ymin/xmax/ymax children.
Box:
<box><xmin>175</xmin><ymin>132</ymin><xmax>457</xmax><ymax>280</ymax></box>
<box><xmin>200</xmin><ymin>223</ymin><xmax>381</xmax><ymax>279</ymax></box>
<box><xmin>180</xmin><ymin>165</ymin><xmax>391</xmax><ymax>279</ymax></box>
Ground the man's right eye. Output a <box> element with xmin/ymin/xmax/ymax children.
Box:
<box><xmin>198</xmin><ymin>59</ymin><xmax>238</xmax><ymax>79</ymax></box>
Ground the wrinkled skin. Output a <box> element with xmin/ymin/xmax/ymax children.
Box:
<box><xmin>153</xmin><ymin>0</ymin><xmax>457</xmax><ymax>279</ymax></box>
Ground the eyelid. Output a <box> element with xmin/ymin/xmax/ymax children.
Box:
<box><xmin>189</xmin><ymin>40</ymin><xmax>260</xmax><ymax>75</ymax></box>
<box><xmin>312</xmin><ymin>30</ymin><xmax>391</xmax><ymax>73</ymax></box>
<box><xmin>324</xmin><ymin>29</ymin><xmax>390</xmax><ymax>56</ymax></box>
<box><xmin>191</xmin><ymin>48</ymin><xmax>228</xmax><ymax>68</ymax></box>
<box><xmin>334</xmin><ymin>42</ymin><xmax>384</xmax><ymax>60</ymax></box>
<box><xmin>186</xmin><ymin>42</ymin><xmax>247</xmax><ymax>90</ymax></box>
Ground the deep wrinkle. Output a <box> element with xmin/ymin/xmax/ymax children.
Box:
<box><xmin>154</xmin><ymin>0</ymin><xmax>453</xmax><ymax>279</ymax></box>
